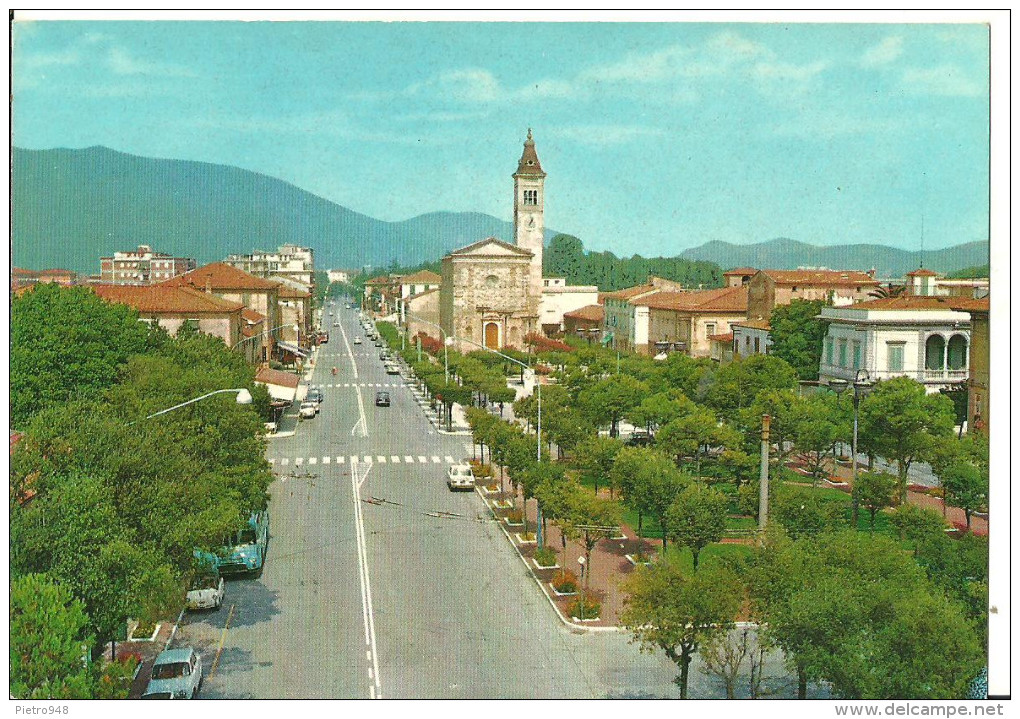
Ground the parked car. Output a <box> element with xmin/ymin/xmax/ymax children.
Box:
<box><xmin>446</xmin><ymin>464</ymin><xmax>476</xmax><ymax>491</ymax></box>
<box><xmin>374</xmin><ymin>340</ymin><xmax>384</xmax><ymax>348</ymax></box>
<box><xmin>385</xmin><ymin>363</ymin><xmax>400</xmax><ymax>375</ymax></box>
<box><xmin>299</xmin><ymin>402</ymin><xmax>317</xmax><ymax>419</ymax></box>
<box><xmin>375</xmin><ymin>391</ymin><xmax>390</xmax><ymax>407</ymax></box>
<box><xmin>353</xmin><ymin>337</ymin><xmax>363</xmax><ymax>345</ymax></box>
<box><xmin>142</xmin><ymin>647</ymin><xmax>203</xmax><ymax>699</ymax></box>
<box><xmin>306</xmin><ymin>388</ymin><xmax>323</xmax><ymax>408</ymax></box>
<box><xmin>186</xmin><ymin>566</ymin><xmax>225</xmax><ymax>611</ymax></box>
<box><xmin>379</xmin><ymin>350</ymin><xmax>390</xmax><ymax>361</ymax></box>
<box><xmin>216</xmin><ymin>510</ymin><xmax>270</xmax><ymax>576</ymax></box>
<box><xmin>626</xmin><ymin>430</ymin><xmax>654</xmax><ymax>447</ymax></box>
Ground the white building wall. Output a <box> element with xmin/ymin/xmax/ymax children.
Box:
<box><xmin>539</xmin><ymin>286</ymin><xmax>599</xmax><ymax>332</ymax></box>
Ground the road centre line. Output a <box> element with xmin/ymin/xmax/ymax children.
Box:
<box><xmin>335</xmin><ymin>319</ymin><xmax>358</xmax><ymax>379</ymax></box>
<box><xmin>350</xmin><ymin>458</ymin><xmax>382</xmax><ymax>698</ymax></box>
<box><xmin>208</xmin><ymin>603</ymin><xmax>236</xmax><ymax>679</ymax></box>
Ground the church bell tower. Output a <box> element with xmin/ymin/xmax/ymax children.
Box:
<box><xmin>513</xmin><ymin>129</ymin><xmax>546</xmax><ymax>316</ymax></box>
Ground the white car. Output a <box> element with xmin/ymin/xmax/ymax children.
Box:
<box><xmin>299</xmin><ymin>402</ymin><xmax>317</xmax><ymax>419</ymax></box>
<box><xmin>446</xmin><ymin>464</ymin><xmax>476</xmax><ymax>491</ymax></box>
<box><xmin>186</xmin><ymin>570</ymin><xmax>225</xmax><ymax>611</ymax></box>
<box><xmin>385</xmin><ymin>363</ymin><xmax>400</xmax><ymax>375</ymax></box>
<box><xmin>353</xmin><ymin>337</ymin><xmax>363</xmax><ymax>345</ymax></box>
<box><xmin>142</xmin><ymin>647</ymin><xmax>203</xmax><ymax>699</ymax></box>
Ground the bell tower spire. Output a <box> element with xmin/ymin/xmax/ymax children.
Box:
<box><xmin>513</xmin><ymin>129</ymin><xmax>546</xmax><ymax>317</ymax></box>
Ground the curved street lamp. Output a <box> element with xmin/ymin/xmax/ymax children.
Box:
<box><xmin>129</xmin><ymin>388</ymin><xmax>253</xmax><ymax>425</ymax></box>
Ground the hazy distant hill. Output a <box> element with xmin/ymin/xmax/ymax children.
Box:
<box><xmin>680</xmin><ymin>238</ymin><xmax>989</xmax><ymax>278</ymax></box>
<box><xmin>11</xmin><ymin>146</ymin><xmax>554</xmax><ymax>274</ymax></box>
<box><xmin>13</xmin><ymin>146</ymin><xmax>988</xmax><ymax>278</ymax></box>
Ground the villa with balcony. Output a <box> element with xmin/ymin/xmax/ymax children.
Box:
<box><xmin>818</xmin><ymin>295</ymin><xmax>975</xmax><ymax>394</ymax></box>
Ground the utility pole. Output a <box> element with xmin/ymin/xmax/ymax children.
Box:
<box><xmin>758</xmin><ymin>414</ymin><xmax>771</xmax><ymax>531</ymax></box>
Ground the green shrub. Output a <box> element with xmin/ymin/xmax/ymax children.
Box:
<box><xmin>551</xmin><ymin>569</ymin><xmax>578</xmax><ymax>594</ymax></box>
<box><xmin>131</xmin><ymin>619</ymin><xmax>156</xmax><ymax>639</ymax></box>
<box><xmin>506</xmin><ymin>509</ymin><xmax>524</xmax><ymax>524</ymax></box>
<box><xmin>534</xmin><ymin>546</ymin><xmax>558</xmax><ymax>567</ymax></box>
<box><xmin>568</xmin><ymin>594</ymin><xmax>601</xmax><ymax>619</ymax></box>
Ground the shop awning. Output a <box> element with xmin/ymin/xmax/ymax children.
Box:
<box><xmin>277</xmin><ymin>341</ymin><xmax>309</xmax><ymax>358</ymax></box>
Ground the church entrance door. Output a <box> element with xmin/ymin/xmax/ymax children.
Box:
<box><xmin>484</xmin><ymin>322</ymin><xmax>499</xmax><ymax>349</ymax></box>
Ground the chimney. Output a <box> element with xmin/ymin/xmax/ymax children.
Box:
<box><xmin>866</xmin><ymin>268</ymin><xmax>876</xmax><ymax>278</ymax></box>
<box><xmin>205</xmin><ymin>277</ymin><xmax>212</xmax><ymax>294</ymax></box>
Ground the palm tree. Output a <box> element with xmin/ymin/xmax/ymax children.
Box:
<box><xmin>868</xmin><ymin>284</ymin><xmax>906</xmax><ymax>299</ymax></box>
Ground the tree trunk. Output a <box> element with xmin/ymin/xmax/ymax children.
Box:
<box><xmin>692</xmin><ymin>546</ymin><xmax>700</xmax><ymax>570</ymax></box>
<box><xmin>638</xmin><ymin>511</ymin><xmax>643</xmax><ymax>538</ymax></box>
<box><xmin>797</xmin><ymin>664</ymin><xmax>807</xmax><ymax>699</ymax></box>
<box><xmin>965</xmin><ymin>508</ymin><xmax>972</xmax><ymax>531</ymax></box>
<box><xmin>679</xmin><ymin>650</ymin><xmax>692</xmax><ymax>699</ymax></box>
<box><xmin>869</xmin><ymin>508</ymin><xmax>877</xmax><ymax>532</ymax></box>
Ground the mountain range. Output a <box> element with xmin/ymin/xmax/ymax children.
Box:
<box><xmin>12</xmin><ymin>146</ymin><xmax>989</xmax><ymax>278</ymax></box>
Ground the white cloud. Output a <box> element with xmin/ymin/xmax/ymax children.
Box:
<box><xmin>106</xmin><ymin>46</ymin><xmax>197</xmax><ymax>77</ymax></box>
<box><xmin>861</xmin><ymin>36</ymin><xmax>904</xmax><ymax>68</ymax></box>
<box><xmin>901</xmin><ymin>65</ymin><xmax>985</xmax><ymax>97</ymax></box>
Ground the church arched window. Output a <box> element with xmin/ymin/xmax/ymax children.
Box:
<box><xmin>485</xmin><ymin>275</ymin><xmax>500</xmax><ymax>288</ymax></box>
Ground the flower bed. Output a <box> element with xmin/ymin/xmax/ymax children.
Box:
<box><xmin>550</xmin><ymin>569</ymin><xmax>579</xmax><ymax>595</ymax></box>
<box><xmin>127</xmin><ymin>619</ymin><xmax>160</xmax><ymax>642</ymax></box>
<box><xmin>533</xmin><ymin>546</ymin><xmax>558</xmax><ymax>568</ymax></box>
<box><xmin>568</xmin><ymin>594</ymin><xmax>601</xmax><ymax>620</ymax></box>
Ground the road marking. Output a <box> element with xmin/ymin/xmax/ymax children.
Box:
<box><xmin>336</xmin><ymin>320</ymin><xmax>359</xmax><ymax>379</ymax></box>
<box><xmin>418</xmin><ymin>456</ymin><xmax>427</xmax><ymax>463</ymax></box>
<box><xmin>323</xmin><ymin>456</ymin><xmax>331</xmax><ymax>464</ymax></box>
<box><xmin>350</xmin><ymin>455</ymin><xmax>358</xmax><ymax>465</ymax></box>
<box><xmin>295</xmin><ymin>458</ymin><xmax>304</xmax><ymax>466</ymax></box>
<box><xmin>391</xmin><ymin>455</ymin><xmax>400</xmax><ymax>463</ymax></box>
<box><xmin>280</xmin><ymin>458</ymin><xmax>289</xmax><ymax>466</ymax></box>
<box><xmin>431</xmin><ymin>456</ymin><xmax>441</xmax><ymax>464</ymax></box>
<box><xmin>337</xmin><ymin>456</ymin><xmax>345</xmax><ymax>464</ymax></box>
<box><xmin>364</xmin><ymin>456</ymin><xmax>372</xmax><ymax>464</ymax></box>
<box><xmin>350</xmin><ymin>461</ymin><xmax>382</xmax><ymax>699</ymax></box>
<box><xmin>444</xmin><ymin>455</ymin><xmax>455</xmax><ymax>463</ymax></box>
<box><xmin>377</xmin><ymin>456</ymin><xmax>386</xmax><ymax>464</ymax></box>
<box><xmin>308</xmin><ymin>457</ymin><xmax>317</xmax><ymax>465</ymax></box>
<box><xmin>351</xmin><ymin>385</ymin><xmax>368</xmax><ymax>438</ymax></box>
<box><xmin>269</xmin><ymin>458</ymin><xmax>276</xmax><ymax>464</ymax></box>
<box><xmin>404</xmin><ymin>455</ymin><xmax>414</xmax><ymax>463</ymax></box>
<box><xmin>208</xmin><ymin>603</ymin><xmax>236</xmax><ymax>679</ymax></box>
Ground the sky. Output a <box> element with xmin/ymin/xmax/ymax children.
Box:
<box><xmin>12</xmin><ymin>14</ymin><xmax>994</xmax><ymax>257</ymax></box>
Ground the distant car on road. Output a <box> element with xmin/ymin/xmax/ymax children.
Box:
<box><xmin>626</xmin><ymin>430</ymin><xmax>654</xmax><ymax>447</ymax></box>
<box><xmin>375</xmin><ymin>391</ymin><xmax>390</xmax><ymax>407</ymax></box>
<box><xmin>299</xmin><ymin>402</ymin><xmax>317</xmax><ymax>419</ymax></box>
<box><xmin>142</xmin><ymin>647</ymin><xmax>203</xmax><ymax>699</ymax></box>
<box><xmin>345</xmin><ymin>304</ymin><xmax>351</xmax><ymax>309</ymax></box>
<box><xmin>375</xmin><ymin>340</ymin><xmax>384</xmax><ymax>348</ymax></box>
<box><xmin>353</xmin><ymin>337</ymin><xmax>363</xmax><ymax>345</ymax></box>
<box><xmin>385</xmin><ymin>363</ymin><xmax>400</xmax><ymax>375</ymax></box>
<box><xmin>446</xmin><ymin>464</ymin><xmax>476</xmax><ymax>491</ymax></box>
<box><xmin>306</xmin><ymin>388</ymin><xmax>323</xmax><ymax>409</ymax></box>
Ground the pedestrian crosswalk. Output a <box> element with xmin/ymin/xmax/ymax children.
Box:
<box><xmin>311</xmin><ymin>382</ymin><xmax>404</xmax><ymax>389</ymax></box>
<box><xmin>271</xmin><ymin>454</ymin><xmax>456</xmax><ymax>467</ymax></box>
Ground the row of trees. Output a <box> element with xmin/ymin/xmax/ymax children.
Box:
<box><xmin>10</xmin><ymin>284</ymin><xmax>274</xmax><ymax>698</ymax></box>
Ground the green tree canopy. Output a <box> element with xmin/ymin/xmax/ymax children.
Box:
<box><xmin>768</xmin><ymin>299</ymin><xmax>830</xmax><ymax>381</ymax></box>
<box><xmin>664</xmin><ymin>483</ymin><xmax>729</xmax><ymax>569</ymax></box>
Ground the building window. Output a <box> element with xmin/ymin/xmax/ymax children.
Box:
<box><xmin>745</xmin><ymin>336</ymin><xmax>751</xmax><ymax>349</ymax></box>
<box><xmin>887</xmin><ymin>342</ymin><xmax>904</xmax><ymax>372</ymax></box>
<box><xmin>792</xmin><ymin>286</ymin><xmax>798</xmax><ymax>292</ymax></box>
<box><xmin>947</xmin><ymin>335</ymin><xmax>968</xmax><ymax>370</ymax></box>
<box><xmin>705</xmin><ymin>322</ymin><xmax>716</xmax><ymax>337</ymax></box>
<box><xmin>838</xmin><ymin>339</ymin><xmax>847</xmax><ymax>368</ymax></box>
<box><xmin>754</xmin><ymin>337</ymin><xmax>760</xmax><ymax>353</ymax></box>
<box><xmin>523</xmin><ymin>189</ymin><xmax>538</xmax><ymax>206</ymax></box>
<box><xmin>925</xmin><ymin>335</ymin><xmax>946</xmax><ymax>370</ymax></box>
<box><xmin>852</xmin><ymin>341</ymin><xmax>861</xmax><ymax>369</ymax></box>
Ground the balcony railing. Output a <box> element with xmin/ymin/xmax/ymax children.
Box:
<box><xmin>820</xmin><ymin>364</ymin><xmax>968</xmax><ymax>384</ymax></box>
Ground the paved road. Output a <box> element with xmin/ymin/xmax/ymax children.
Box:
<box><xmin>176</xmin><ymin>301</ymin><xmax>812</xmax><ymax>699</ymax></box>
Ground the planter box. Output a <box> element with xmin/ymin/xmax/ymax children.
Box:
<box><xmin>531</xmin><ymin>558</ymin><xmax>559</xmax><ymax>570</ymax></box>
<box><xmin>127</xmin><ymin>622</ymin><xmax>161</xmax><ymax>642</ymax></box>
<box><xmin>571</xmin><ymin>615</ymin><xmax>601</xmax><ymax>622</ymax></box>
<box><xmin>481</xmin><ymin>486</ymin><xmax>500</xmax><ymax>495</ymax></box>
<box><xmin>503</xmin><ymin>517</ymin><xmax>524</xmax><ymax>528</ymax></box>
<box><xmin>514</xmin><ymin>533</ymin><xmax>537</xmax><ymax>544</ymax></box>
<box><xmin>625</xmin><ymin>554</ymin><xmax>653</xmax><ymax>566</ymax></box>
<box><xmin>492</xmin><ymin>500</ymin><xmax>513</xmax><ymax>510</ymax></box>
<box><xmin>548</xmin><ymin>583</ymin><xmax>577</xmax><ymax>597</ymax></box>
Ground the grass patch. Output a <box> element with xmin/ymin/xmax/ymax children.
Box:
<box><xmin>657</xmin><ymin>543</ymin><xmax>754</xmax><ymax>572</ymax></box>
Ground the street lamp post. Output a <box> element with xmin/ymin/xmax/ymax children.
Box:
<box><xmin>448</xmin><ymin>333</ymin><xmax>544</xmax><ymax>547</ymax></box>
<box><xmin>829</xmin><ymin>369</ymin><xmax>872</xmax><ymax>527</ymax></box>
<box><xmin>130</xmin><ymin>388</ymin><xmax>253</xmax><ymax>423</ymax></box>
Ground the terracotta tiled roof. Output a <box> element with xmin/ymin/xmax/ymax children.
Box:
<box><xmin>364</xmin><ymin>275</ymin><xmax>394</xmax><ymax>285</ymax></box>
<box><xmin>91</xmin><ymin>285</ymin><xmax>245</xmax><ymax>314</ymax></box>
<box><xmin>636</xmin><ymin>285</ymin><xmax>749</xmax><ymax>313</ymax></box>
<box><xmin>906</xmin><ymin>268</ymin><xmax>939</xmax><ymax>277</ymax></box>
<box><xmin>723</xmin><ymin>267</ymin><xmax>757</xmax><ymax>276</ymax></box>
<box><xmin>400</xmin><ymin>270</ymin><xmax>442</xmax><ymax>284</ymax></box>
<box><xmin>762</xmin><ymin>269</ymin><xmax>878</xmax><ymax>286</ymax></box>
<box><xmin>709</xmin><ymin>332</ymin><xmax>734</xmax><ymax>342</ymax></box>
<box><xmin>241</xmin><ymin>308</ymin><xmax>266</xmax><ymax>324</ymax></box>
<box><xmin>254</xmin><ymin>367</ymin><xmax>300</xmax><ymax>388</ymax></box>
<box><xmin>160</xmin><ymin>262</ymin><xmax>281</xmax><ymax>291</ymax></box>
<box><xmin>564</xmin><ymin>304</ymin><xmax>605</xmax><ymax>322</ymax></box>
<box><xmin>845</xmin><ymin>296</ymin><xmax>981</xmax><ymax>311</ymax></box>
<box><xmin>602</xmin><ymin>284</ymin><xmax>657</xmax><ymax>301</ymax></box>
<box><xmin>733</xmin><ymin>318</ymin><xmax>772</xmax><ymax>331</ymax></box>
<box><xmin>274</xmin><ymin>282</ymin><xmax>311</xmax><ymax>299</ymax></box>
<box><xmin>514</xmin><ymin>129</ymin><xmax>546</xmax><ymax>177</ymax></box>
<box><xmin>596</xmin><ymin>293</ymin><xmax>609</xmax><ymax>304</ymax></box>
<box><xmin>447</xmin><ymin>237</ymin><xmax>533</xmax><ymax>258</ymax></box>
<box><xmin>38</xmin><ymin>268</ymin><xmax>75</xmax><ymax>277</ymax></box>
<box><xmin>406</xmin><ymin>287</ymin><xmax>439</xmax><ymax>302</ymax></box>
